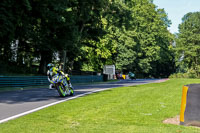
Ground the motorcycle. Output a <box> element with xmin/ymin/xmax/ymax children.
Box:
<box><xmin>49</xmin><ymin>73</ymin><xmax>74</xmax><ymax>97</ymax></box>
<box><xmin>128</xmin><ymin>72</ymin><xmax>136</xmax><ymax>80</ymax></box>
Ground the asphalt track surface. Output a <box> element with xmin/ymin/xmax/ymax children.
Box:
<box><xmin>0</xmin><ymin>79</ymin><xmax>167</xmax><ymax>123</ymax></box>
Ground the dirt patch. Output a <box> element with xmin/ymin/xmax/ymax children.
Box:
<box><xmin>163</xmin><ymin>115</ymin><xmax>180</xmax><ymax>125</ymax></box>
<box><xmin>163</xmin><ymin>116</ymin><xmax>200</xmax><ymax>129</ymax></box>
<box><xmin>155</xmin><ymin>78</ymin><xmax>169</xmax><ymax>83</ymax></box>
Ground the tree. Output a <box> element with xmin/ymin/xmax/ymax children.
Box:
<box><xmin>80</xmin><ymin>0</ymin><xmax>175</xmax><ymax>77</ymax></box>
<box><xmin>176</xmin><ymin>12</ymin><xmax>200</xmax><ymax>77</ymax></box>
<box><xmin>107</xmin><ymin>0</ymin><xmax>174</xmax><ymax>77</ymax></box>
<box><xmin>0</xmin><ymin>0</ymin><xmax>31</xmax><ymax>63</ymax></box>
<box><xmin>0</xmin><ymin>0</ymin><xmax>176</xmax><ymax>78</ymax></box>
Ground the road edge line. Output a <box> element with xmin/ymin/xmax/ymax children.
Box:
<box><xmin>0</xmin><ymin>87</ymin><xmax>113</xmax><ymax>124</ymax></box>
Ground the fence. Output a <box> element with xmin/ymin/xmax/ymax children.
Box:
<box><xmin>0</xmin><ymin>75</ymin><xmax>103</xmax><ymax>88</ymax></box>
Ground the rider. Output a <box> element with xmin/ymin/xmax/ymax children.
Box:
<box><xmin>47</xmin><ymin>63</ymin><xmax>72</xmax><ymax>89</ymax></box>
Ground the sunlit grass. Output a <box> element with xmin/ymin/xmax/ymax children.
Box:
<box><xmin>1</xmin><ymin>79</ymin><xmax>200</xmax><ymax>133</ymax></box>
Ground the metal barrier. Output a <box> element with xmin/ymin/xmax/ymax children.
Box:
<box><xmin>70</xmin><ymin>75</ymin><xmax>103</xmax><ymax>83</ymax></box>
<box><xmin>0</xmin><ymin>75</ymin><xmax>103</xmax><ymax>88</ymax></box>
<box><xmin>0</xmin><ymin>76</ymin><xmax>48</xmax><ymax>87</ymax></box>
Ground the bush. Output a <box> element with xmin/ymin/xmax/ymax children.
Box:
<box><xmin>187</xmin><ymin>69</ymin><xmax>197</xmax><ymax>78</ymax></box>
<box><xmin>169</xmin><ymin>72</ymin><xmax>198</xmax><ymax>79</ymax></box>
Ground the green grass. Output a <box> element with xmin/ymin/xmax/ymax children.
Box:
<box><xmin>1</xmin><ymin>79</ymin><xmax>200</xmax><ymax>133</ymax></box>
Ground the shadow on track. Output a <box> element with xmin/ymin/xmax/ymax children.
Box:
<box><xmin>0</xmin><ymin>79</ymin><xmax>160</xmax><ymax>104</ymax></box>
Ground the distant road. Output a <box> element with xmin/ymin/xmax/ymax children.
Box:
<box><xmin>0</xmin><ymin>79</ymin><xmax>168</xmax><ymax>123</ymax></box>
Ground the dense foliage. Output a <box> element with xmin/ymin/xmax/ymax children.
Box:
<box><xmin>0</xmin><ymin>0</ymin><xmax>175</xmax><ymax>77</ymax></box>
<box><xmin>175</xmin><ymin>12</ymin><xmax>200</xmax><ymax>78</ymax></box>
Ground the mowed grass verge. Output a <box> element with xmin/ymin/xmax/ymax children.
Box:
<box><xmin>1</xmin><ymin>79</ymin><xmax>200</xmax><ymax>133</ymax></box>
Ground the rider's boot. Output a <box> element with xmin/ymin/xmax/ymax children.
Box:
<box><xmin>67</xmin><ymin>80</ymin><xmax>73</xmax><ymax>88</ymax></box>
<box><xmin>49</xmin><ymin>84</ymin><xmax>55</xmax><ymax>89</ymax></box>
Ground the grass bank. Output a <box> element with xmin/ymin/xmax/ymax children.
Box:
<box><xmin>1</xmin><ymin>79</ymin><xmax>200</xmax><ymax>133</ymax></box>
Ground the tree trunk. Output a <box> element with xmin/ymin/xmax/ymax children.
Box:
<box><xmin>2</xmin><ymin>42</ymin><xmax>12</xmax><ymax>62</ymax></box>
<box><xmin>38</xmin><ymin>50</ymin><xmax>52</xmax><ymax>75</ymax></box>
<box><xmin>63</xmin><ymin>50</ymin><xmax>67</xmax><ymax>72</ymax></box>
<box><xmin>17</xmin><ymin>39</ymin><xmax>24</xmax><ymax>66</ymax></box>
<box><xmin>58</xmin><ymin>50</ymin><xmax>68</xmax><ymax>72</ymax></box>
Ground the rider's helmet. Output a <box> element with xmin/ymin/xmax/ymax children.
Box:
<box><xmin>47</xmin><ymin>63</ymin><xmax>54</xmax><ymax>70</ymax></box>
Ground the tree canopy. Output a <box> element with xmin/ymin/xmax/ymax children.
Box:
<box><xmin>175</xmin><ymin>12</ymin><xmax>200</xmax><ymax>78</ymax></box>
<box><xmin>0</xmin><ymin>0</ymin><xmax>175</xmax><ymax>78</ymax></box>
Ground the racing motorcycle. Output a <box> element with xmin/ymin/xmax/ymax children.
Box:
<box><xmin>49</xmin><ymin>74</ymin><xmax>74</xmax><ymax>97</ymax></box>
<box><xmin>128</xmin><ymin>72</ymin><xmax>136</xmax><ymax>80</ymax></box>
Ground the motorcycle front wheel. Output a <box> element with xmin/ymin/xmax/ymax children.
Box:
<box><xmin>69</xmin><ymin>87</ymin><xmax>74</xmax><ymax>96</ymax></box>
